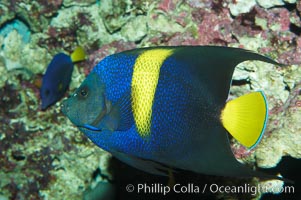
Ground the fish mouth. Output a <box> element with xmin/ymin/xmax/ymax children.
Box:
<box><xmin>77</xmin><ymin>124</ymin><xmax>102</xmax><ymax>132</ymax></box>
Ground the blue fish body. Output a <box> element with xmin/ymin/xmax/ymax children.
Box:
<box><xmin>62</xmin><ymin>46</ymin><xmax>284</xmax><ymax>180</ymax></box>
<box><xmin>41</xmin><ymin>53</ymin><xmax>73</xmax><ymax>110</ymax></box>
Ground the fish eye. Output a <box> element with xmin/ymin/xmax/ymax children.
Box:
<box><xmin>80</xmin><ymin>87</ymin><xmax>88</xmax><ymax>97</ymax></box>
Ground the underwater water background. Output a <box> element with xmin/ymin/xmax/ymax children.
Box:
<box><xmin>0</xmin><ymin>0</ymin><xmax>300</xmax><ymax>200</ymax></box>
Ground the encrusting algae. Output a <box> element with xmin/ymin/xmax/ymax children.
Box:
<box><xmin>0</xmin><ymin>0</ymin><xmax>300</xmax><ymax>199</ymax></box>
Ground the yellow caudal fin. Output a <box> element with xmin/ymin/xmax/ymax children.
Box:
<box><xmin>70</xmin><ymin>46</ymin><xmax>86</xmax><ymax>62</ymax></box>
<box><xmin>220</xmin><ymin>91</ymin><xmax>268</xmax><ymax>149</ymax></box>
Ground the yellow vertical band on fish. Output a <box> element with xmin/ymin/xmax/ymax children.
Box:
<box><xmin>131</xmin><ymin>49</ymin><xmax>173</xmax><ymax>137</ymax></box>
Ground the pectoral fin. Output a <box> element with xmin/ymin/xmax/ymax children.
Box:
<box><xmin>104</xmin><ymin>90</ymin><xmax>134</xmax><ymax>131</ymax></box>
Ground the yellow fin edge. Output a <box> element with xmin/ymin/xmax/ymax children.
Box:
<box><xmin>71</xmin><ymin>46</ymin><xmax>86</xmax><ymax>62</ymax></box>
<box><xmin>221</xmin><ymin>91</ymin><xmax>268</xmax><ymax>149</ymax></box>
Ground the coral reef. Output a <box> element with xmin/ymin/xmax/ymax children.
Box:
<box><xmin>0</xmin><ymin>0</ymin><xmax>300</xmax><ymax>199</ymax></box>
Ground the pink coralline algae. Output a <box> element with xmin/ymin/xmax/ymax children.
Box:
<box><xmin>158</xmin><ymin>0</ymin><xmax>178</xmax><ymax>12</ymax></box>
<box><xmin>1</xmin><ymin>0</ymin><xmax>301</xmax><ymax>199</ymax></box>
<box><xmin>255</xmin><ymin>7</ymin><xmax>291</xmax><ymax>32</ymax></box>
<box><xmin>85</xmin><ymin>41</ymin><xmax>136</xmax><ymax>75</ymax></box>
<box><xmin>232</xmin><ymin>7</ymin><xmax>266</xmax><ymax>38</ymax></box>
<box><xmin>166</xmin><ymin>32</ymin><xmax>200</xmax><ymax>46</ymax></box>
<box><xmin>187</xmin><ymin>0</ymin><xmax>213</xmax><ymax>9</ymax></box>
<box><xmin>278</xmin><ymin>37</ymin><xmax>301</xmax><ymax>65</ymax></box>
<box><xmin>195</xmin><ymin>8</ymin><xmax>234</xmax><ymax>45</ymax></box>
<box><xmin>296</xmin><ymin>100</ymin><xmax>301</xmax><ymax>107</ymax></box>
<box><xmin>231</xmin><ymin>142</ymin><xmax>255</xmax><ymax>160</ymax></box>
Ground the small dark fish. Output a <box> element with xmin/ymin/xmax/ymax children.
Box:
<box><xmin>40</xmin><ymin>47</ymin><xmax>85</xmax><ymax>110</ymax></box>
<box><xmin>62</xmin><ymin>46</ymin><xmax>287</xmax><ymax>181</ymax></box>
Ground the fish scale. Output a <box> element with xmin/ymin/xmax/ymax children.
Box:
<box><xmin>62</xmin><ymin>46</ymin><xmax>286</xmax><ymax>181</ymax></box>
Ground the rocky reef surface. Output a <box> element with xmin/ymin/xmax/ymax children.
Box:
<box><xmin>0</xmin><ymin>0</ymin><xmax>300</xmax><ymax>199</ymax></box>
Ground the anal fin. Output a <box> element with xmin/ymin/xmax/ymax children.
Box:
<box><xmin>112</xmin><ymin>150</ymin><xmax>172</xmax><ymax>176</ymax></box>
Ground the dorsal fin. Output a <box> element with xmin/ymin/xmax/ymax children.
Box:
<box><xmin>170</xmin><ymin>46</ymin><xmax>282</xmax><ymax>105</ymax></box>
<box><xmin>122</xmin><ymin>46</ymin><xmax>282</xmax><ymax>106</ymax></box>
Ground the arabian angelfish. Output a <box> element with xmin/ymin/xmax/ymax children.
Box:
<box><xmin>41</xmin><ymin>46</ymin><xmax>86</xmax><ymax>110</ymax></box>
<box><xmin>62</xmin><ymin>46</ymin><xmax>284</xmax><ymax>181</ymax></box>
